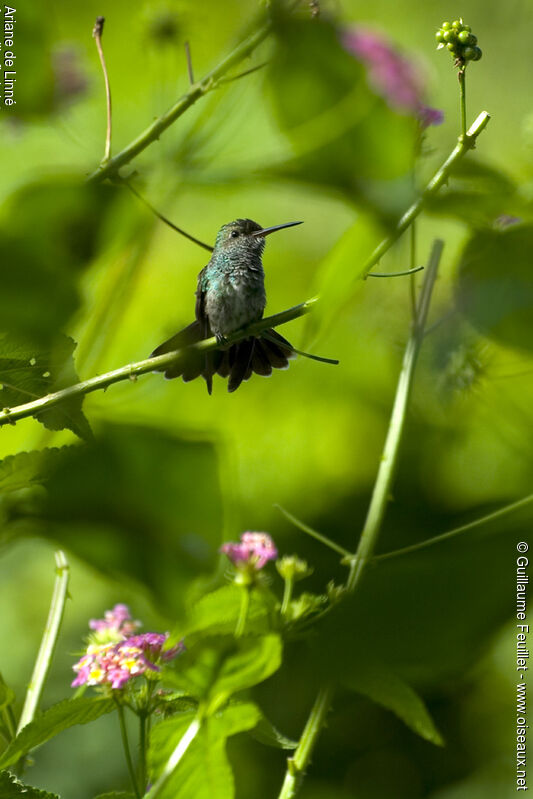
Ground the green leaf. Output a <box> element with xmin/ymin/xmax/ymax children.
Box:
<box><xmin>0</xmin><ymin>679</ymin><xmax>15</xmax><ymax>712</ymax></box>
<box><xmin>0</xmin><ymin>179</ymin><xmax>116</xmax><ymax>343</ymax></box>
<box><xmin>94</xmin><ymin>794</ymin><xmax>136</xmax><ymax>799</ymax></box>
<box><xmin>182</xmin><ymin>585</ymin><xmax>277</xmax><ymax>642</ymax></box>
<box><xmin>0</xmin><ymin>334</ymin><xmax>91</xmax><ymax>439</ymax></box>
<box><xmin>426</xmin><ymin>159</ymin><xmax>522</xmax><ymax>227</ymax></box>
<box><xmin>0</xmin><ymin>771</ymin><xmax>59</xmax><ymax>799</ymax></box>
<box><xmin>0</xmin><ymin>698</ymin><xmax>114</xmax><ymax>770</ymax></box>
<box><xmin>0</xmin><ymin>449</ymin><xmax>67</xmax><ymax>495</ymax></box>
<box><xmin>455</xmin><ymin>224</ymin><xmax>533</xmax><ymax>350</ymax></box>
<box><xmin>148</xmin><ymin>703</ymin><xmax>261</xmax><ymax>799</ymax></box>
<box><xmin>36</xmin><ymin>424</ymin><xmax>222</xmax><ymax>614</ymax></box>
<box><xmin>267</xmin><ymin>17</ymin><xmax>416</xmax><ymax>217</ymax></box>
<box><xmin>163</xmin><ymin>634</ymin><xmax>282</xmax><ymax>711</ymax></box>
<box><xmin>342</xmin><ymin>655</ymin><xmax>444</xmax><ymax>746</ymax></box>
<box><xmin>305</xmin><ymin>213</ymin><xmax>386</xmax><ymax>343</ymax></box>
<box><xmin>250</xmin><ymin>715</ymin><xmax>298</xmax><ymax>750</ymax></box>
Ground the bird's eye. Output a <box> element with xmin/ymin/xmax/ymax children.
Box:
<box><xmin>230</xmin><ymin>230</ymin><xmax>240</xmax><ymax>238</ymax></box>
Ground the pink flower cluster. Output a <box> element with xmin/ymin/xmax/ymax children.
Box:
<box><xmin>72</xmin><ymin>605</ymin><xmax>183</xmax><ymax>690</ymax></box>
<box><xmin>220</xmin><ymin>532</ymin><xmax>278</xmax><ymax>570</ymax></box>
<box><xmin>89</xmin><ymin>603</ymin><xmax>140</xmax><ymax>638</ymax></box>
<box><xmin>342</xmin><ymin>27</ymin><xmax>444</xmax><ymax>128</ymax></box>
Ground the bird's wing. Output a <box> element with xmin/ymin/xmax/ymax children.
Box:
<box><xmin>195</xmin><ymin>266</ymin><xmax>209</xmax><ymax>331</ymax></box>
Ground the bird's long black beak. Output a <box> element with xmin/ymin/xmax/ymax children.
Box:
<box><xmin>251</xmin><ymin>221</ymin><xmax>303</xmax><ymax>238</ymax></box>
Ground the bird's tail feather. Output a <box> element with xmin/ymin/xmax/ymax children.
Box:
<box><xmin>151</xmin><ymin>324</ymin><xmax>296</xmax><ymax>394</ymax></box>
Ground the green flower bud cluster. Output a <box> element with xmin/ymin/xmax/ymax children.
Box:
<box><xmin>435</xmin><ymin>19</ymin><xmax>482</xmax><ymax>63</ymax></box>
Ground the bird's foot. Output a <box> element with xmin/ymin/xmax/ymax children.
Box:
<box><xmin>215</xmin><ymin>333</ymin><xmax>230</xmax><ymax>348</ymax></box>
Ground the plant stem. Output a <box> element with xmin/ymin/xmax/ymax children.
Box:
<box><xmin>235</xmin><ymin>586</ymin><xmax>250</xmax><ymax>638</ymax></box>
<box><xmin>275</xmin><ymin>504</ymin><xmax>351</xmax><ymax>557</ymax></box>
<box><xmin>281</xmin><ymin>576</ymin><xmax>294</xmax><ymax>617</ymax></box>
<box><xmin>278</xmin><ymin>684</ymin><xmax>333</xmax><ymax>799</ymax></box>
<box><xmin>147</xmin><ymin>717</ymin><xmax>201</xmax><ymax>799</ymax></box>
<box><xmin>458</xmin><ymin>68</ymin><xmax>467</xmax><ymax>139</ymax></box>
<box><xmin>116</xmin><ymin>700</ymin><xmax>140</xmax><ymax>799</ymax></box>
<box><xmin>17</xmin><ymin>551</ymin><xmax>70</xmax><ymax>734</ymax></box>
<box><xmin>123</xmin><ymin>180</ymin><xmax>214</xmax><ymax>252</ymax></box>
<box><xmin>86</xmin><ymin>21</ymin><xmax>271</xmax><ymax>184</ymax></box>
<box><xmin>364</xmin><ymin>111</ymin><xmax>489</xmax><ymax>278</ymax></box>
<box><xmin>409</xmin><ymin>220</ymin><xmax>417</xmax><ymax>317</ymax></box>
<box><xmin>277</xmin><ymin>240</ymin><xmax>444</xmax><ymax>799</ymax></box>
<box><xmin>0</xmin><ymin>298</ymin><xmax>317</xmax><ymax>428</ymax></box>
<box><xmin>92</xmin><ymin>17</ymin><xmax>112</xmax><ymax>163</ymax></box>
<box><xmin>346</xmin><ymin>239</ymin><xmax>443</xmax><ymax>591</ymax></box>
<box><xmin>138</xmin><ymin>712</ymin><xmax>148</xmax><ymax>794</ymax></box>
<box><xmin>374</xmin><ymin>492</ymin><xmax>533</xmax><ymax>563</ymax></box>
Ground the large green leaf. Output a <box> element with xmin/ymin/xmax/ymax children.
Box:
<box><xmin>35</xmin><ymin>424</ymin><xmax>222</xmax><ymax>613</ymax></box>
<box><xmin>342</xmin><ymin>655</ymin><xmax>443</xmax><ymax>745</ymax></box>
<box><xmin>0</xmin><ymin>772</ymin><xmax>59</xmax><ymax>799</ymax></box>
<box><xmin>0</xmin><ymin>179</ymin><xmax>116</xmax><ymax>344</ymax></box>
<box><xmin>455</xmin><ymin>224</ymin><xmax>533</xmax><ymax>350</ymax></box>
<box><xmin>305</xmin><ymin>213</ymin><xmax>386</xmax><ymax>343</ymax></box>
<box><xmin>0</xmin><ymin>334</ymin><xmax>91</xmax><ymax>439</ymax></box>
<box><xmin>426</xmin><ymin>159</ymin><xmax>522</xmax><ymax>227</ymax></box>
<box><xmin>267</xmin><ymin>17</ymin><xmax>416</xmax><ymax>217</ymax></box>
<box><xmin>148</xmin><ymin>703</ymin><xmax>261</xmax><ymax>799</ymax></box>
<box><xmin>181</xmin><ymin>585</ymin><xmax>277</xmax><ymax>642</ymax></box>
<box><xmin>163</xmin><ymin>634</ymin><xmax>282</xmax><ymax>712</ymax></box>
<box><xmin>0</xmin><ymin>698</ymin><xmax>114</xmax><ymax>770</ymax></box>
<box><xmin>94</xmin><ymin>794</ymin><xmax>135</xmax><ymax>799</ymax></box>
<box><xmin>0</xmin><ymin>449</ymin><xmax>67</xmax><ymax>494</ymax></box>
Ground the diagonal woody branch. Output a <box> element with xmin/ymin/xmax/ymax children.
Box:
<box><xmin>86</xmin><ymin>21</ymin><xmax>271</xmax><ymax>184</ymax></box>
<box><xmin>0</xmin><ymin>300</ymin><xmax>317</xmax><ymax>428</ymax></box>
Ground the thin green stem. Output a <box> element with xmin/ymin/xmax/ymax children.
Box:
<box><xmin>281</xmin><ymin>576</ymin><xmax>294</xmax><ymax>616</ymax></box>
<box><xmin>275</xmin><ymin>504</ymin><xmax>351</xmax><ymax>557</ymax></box>
<box><xmin>92</xmin><ymin>17</ymin><xmax>112</xmax><ymax>163</ymax></box>
<box><xmin>17</xmin><ymin>551</ymin><xmax>70</xmax><ymax>734</ymax></box>
<box><xmin>147</xmin><ymin>717</ymin><xmax>201</xmax><ymax>799</ymax></box>
<box><xmin>277</xmin><ymin>240</ymin><xmax>444</xmax><ymax>799</ymax></box>
<box><xmin>409</xmin><ymin>221</ymin><xmax>417</xmax><ymax>318</ymax></box>
<box><xmin>458</xmin><ymin>68</ymin><xmax>467</xmax><ymax>139</ymax></box>
<box><xmin>346</xmin><ymin>239</ymin><xmax>444</xmax><ymax>591</ymax></box>
<box><xmin>235</xmin><ymin>586</ymin><xmax>250</xmax><ymax>638</ymax></box>
<box><xmin>364</xmin><ymin>111</ymin><xmax>489</xmax><ymax>278</ymax></box>
<box><xmin>0</xmin><ymin>298</ymin><xmax>317</xmax><ymax>429</ymax></box>
<box><xmin>367</xmin><ymin>265</ymin><xmax>423</xmax><ymax>279</ymax></box>
<box><xmin>278</xmin><ymin>684</ymin><xmax>333</xmax><ymax>799</ymax></box>
<box><xmin>374</xmin><ymin>492</ymin><xmax>533</xmax><ymax>563</ymax></box>
<box><xmin>87</xmin><ymin>21</ymin><xmax>271</xmax><ymax>184</ymax></box>
<box><xmin>123</xmin><ymin>180</ymin><xmax>214</xmax><ymax>252</ymax></box>
<box><xmin>116</xmin><ymin>701</ymin><xmax>140</xmax><ymax>799</ymax></box>
<box><xmin>138</xmin><ymin>712</ymin><xmax>148</xmax><ymax>794</ymax></box>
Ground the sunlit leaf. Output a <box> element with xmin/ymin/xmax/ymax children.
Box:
<box><xmin>0</xmin><ymin>772</ymin><xmax>59</xmax><ymax>799</ymax></box>
<box><xmin>0</xmin><ymin>334</ymin><xmax>91</xmax><ymax>439</ymax></box>
<box><xmin>181</xmin><ymin>585</ymin><xmax>277</xmax><ymax>643</ymax></box>
<box><xmin>0</xmin><ymin>698</ymin><xmax>114</xmax><ymax>770</ymax></box>
<box><xmin>148</xmin><ymin>703</ymin><xmax>261</xmax><ymax>799</ymax></box>
<box><xmin>305</xmin><ymin>213</ymin><xmax>385</xmax><ymax>343</ymax></box>
<box><xmin>163</xmin><ymin>635</ymin><xmax>282</xmax><ymax>712</ymax></box>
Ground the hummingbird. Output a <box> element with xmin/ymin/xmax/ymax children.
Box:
<box><xmin>151</xmin><ymin>218</ymin><xmax>305</xmax><ymax>393</ymax></box>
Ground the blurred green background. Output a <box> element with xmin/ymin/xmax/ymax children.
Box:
<box><xmin>0</xmin><ymin>0</ymin><xmax>531</xmax><ymax>796</ymax></box>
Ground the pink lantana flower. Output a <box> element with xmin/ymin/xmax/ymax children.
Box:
<box><xmin>72</xmin><ymin>605</ymin><xmax>184</xmax><ymax>690</ymax></box>
<box><xmin>220</xmin><ymin>532</ymin><xmax>278</xmax><ymax>571</ymax></box>
<box><xmin>342</xmin><ymin>27</ymin><xmax>443</xmax><ymax>129</ymax></box>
